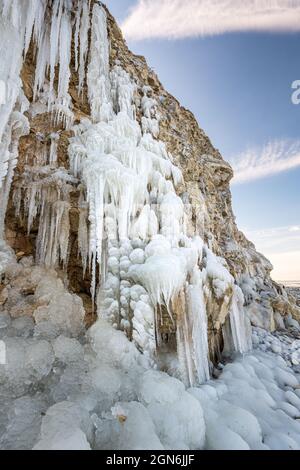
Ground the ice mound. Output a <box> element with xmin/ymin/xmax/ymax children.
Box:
<box><xmin>0</xmin><ymin>337</ymin><xmax>54</xmax><ymax>398</ymax></box>
<box><xmin>88</xmin><ymin>318</ymin><xmax>141</xmax><ymax>370</ymax></box>
<box><xmin>0</xmin><ymin>396</ymin><xmax>47</xmax><ymax>450</ymax></box>
<box><xmin>138</xmin><ymin>370</ymin><xmax>206</xmax><ymax>450</ymax></box>
<box><xmin>189</xmin><ymin>350</ymin><xmax>300</xmax><ymax>450</ymax></box>
<box><xmin>53</xmin><ymin>336</ymin><xmax>84</xmax><ymax>363</ymax></box>
<box><xmin>0</xmin><ymin>258</ymin><xmax>300</xmax><ymax>451</ymax></box>
<box><xmin>0</xmin><ymin>241</ymin><xmax>15</xmax><ymax>277</ymax></box>
<box><xmin>34</xmin><ymin>293</ymin><xmax>85</xmax><ymax>338</ymax></box>
<box><xmin>253</xmin><ymin>326</ymin><xmax>300</xmax><ymax>371</ymax></box>
<box><xmin>95</xmin><ymin>401</ymin><xmax>164</xmax><ymax>450</ymax></box>
<box><xmin>33</xmin><ymin>401</ymin><xmax>93</xmax><ymax>450</ymax></box>
<box><xmin>33</xmin><ymin>274</ymin><xmax>85</xmax><ymax>338</ymax></box>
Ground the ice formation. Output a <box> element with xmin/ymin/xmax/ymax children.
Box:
<box><xmin>0</xmin><ymin>0</ymin><xmax>252</xmax><ymax>386</ymax></box>
<box><xmin>0</xmin><ymin>0</ymin><xmax>299</xmax><ymax>451</ymax></box>
<box><xmin>0</xmin><ymin>256</ymin><xmax>299</xmax><ymax>450</ymax></box>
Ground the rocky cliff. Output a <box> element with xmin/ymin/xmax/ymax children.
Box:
<box><xmin>1</xmin><ymin>0</ymin><xmax>299</xmax><ymax>382</ymax></box>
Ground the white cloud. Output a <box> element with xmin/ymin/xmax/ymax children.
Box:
<box><xmin>228</xmin><ymin>139</ymin><xmax>300</xmax><ymax>184</ymax></box>
<box><xmin>245</xmin><ymin>225</ymin><xmax>300</xmax><ymax>254</ymax></box>
<box><xmin>244</xmin><ymin>225</ymin><xmax>300</xmax><ymax>281</ymax></box>
<box><xmin>121</xmin><ymin>0</ymin><xmax>300</xmax><ymax>40</ymax></box>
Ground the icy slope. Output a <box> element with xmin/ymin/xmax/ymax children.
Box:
<box><xmin>0</xmin><ymin>253</ymin><xmax>299</xmax><ymax>450</ymax></box>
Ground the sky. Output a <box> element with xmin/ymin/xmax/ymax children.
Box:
<box><xmin>106</xmin><ymin>0</ymin><xmax>300</xmax><ymax>282</ymax></box>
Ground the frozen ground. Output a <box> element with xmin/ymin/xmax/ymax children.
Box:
<box><xmin>0</xmin><ymin>257</ymin><xmax>299</xmax><ymax>450</ymax></box>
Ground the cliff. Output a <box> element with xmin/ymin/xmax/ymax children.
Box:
<box><xmin>3</xmin><ymin>0</ymin><xmax>298</xmax><ymax>358</ymax></box>
<box><xmin>0</xmin><ymin>0</ymin><xmax>300</xmax><ymax>451</ymax></box>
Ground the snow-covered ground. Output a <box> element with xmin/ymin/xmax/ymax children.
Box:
<box><xmin>0</xmin><ymin>256</ymin><xmax>299</xmax><ymax>450</ymax></box>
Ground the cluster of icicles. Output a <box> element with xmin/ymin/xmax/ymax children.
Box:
<box><xmin>0</xmin><ymin>0</ymin><xmax>252</xmax><ymax>387</ymax></box>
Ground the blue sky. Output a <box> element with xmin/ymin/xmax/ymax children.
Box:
<box><xmin>106</xmin><ymin>0</ymin><xmax>300</xmax><ymax>281</ymax></box>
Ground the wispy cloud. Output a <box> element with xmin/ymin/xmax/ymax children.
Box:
<box><xmin>245</xmin><ymin>225</ymin><xmax>300</xmax><ymax>255</ymax></box>
<box><xmin>228</xmin><ymin>139</ymin><xmax>300</xmax><ymax>184</ymax></box>
<box><xmin>121</xmin><ymin>0</ymin><xmax>300</xmax><ymax>41</ymax></box>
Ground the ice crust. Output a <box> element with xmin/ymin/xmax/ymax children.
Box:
<box><xmin>0</xmin><ymin>261</ymin><xmax>299</xmax><ymax>450</ymax></box>
<box><xmin>0</xmin><ymin>0</ymin><xmax>299</xmax><ymax>451</ymax></box>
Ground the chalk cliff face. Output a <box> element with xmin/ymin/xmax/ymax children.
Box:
<box><xmin>1</xmin><ymin>0</ymin><xmax>299</xmax><ymax>386</ymax></box>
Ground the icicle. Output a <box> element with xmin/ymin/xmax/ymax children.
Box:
<box><xmin>78</xmin><ymin>186</ymin><xmax>89</xmax><ymax>277</ymax></box>
<box><xmin>49</xmin><ymin>0</ymin><xmax>64</xmax><ymax>102</ymax></box>
<box><xmin>33</xmin><ymin>27</ymin><xmax>51</xmax><ymax>101</ymax></box>
<box><xmin>110</xmin><ymin>65</ymin><xmax>136</xmax><ymax>119</ymax></box>
<box><xmin>0</xmin><ymin>109</ymin><xmax>30</xmax><ymax>236</ymax></box>
<box><xmin>227</xmin><ymin>285</ymin><xmax>253</xmax><ymax>354</ymax></box>
<box><xmin>12</xmin><ymin>185</ymin><xmax>22</xmax><ymax>219</ymax></box>
<box><xmin>74</xmin><ymin>0</ymin><xmax>83</xmax><ymax>72</ymax></box>
<box><xmin>141</xmin><ymin>86</ymin><xmax>160</xmax><ymax>137</ymax></box>
<box><xmin>25</xmin><ymin>183</ymin><xmax>39</xmax><ymax>234</ymax></box>
<box><xmin>87</xmin><ymin>4</ymin><xmax>113</xmax><ymax>122</ymax></box>
<box><xmin>49</xmin><ymin>133</ymin><xmax>59</xmax><ymax>166</ymax></box>
<box><xmin>31</xmin><ymin>0</ymin><xmax>48</xmax><ymax>48</ymax></box>
<box><xmin>176</xmin><ymin>304</ymin><xmax>195</xmax><ymax>387</ymax></box>
<box><xmin>17</xmin><ymin>164</ymin><xmax>76</xmax><ymax>268</ymax></box>
<box><xmin>186</xmin><ymin>269</ymin><xmax>210</xmax><ymax>385</ymax></box>
<box><xmin>36</xmin><ymin>189</ymin><xmax>71</xmax><ymax>269</ymax></box>
<box><xmin>0</xmin><ymin>5</ymin><xmax>25</xmax><ymax>142</ymax></box>
<box><xmin>78</xmin><ymin>0</ymin><xmax>90</xmax><ymax>96</ymax></box>
<box><xmin>129</xmin><ymin>251</ymin><xmax>187</xmax><ymax>311</ymax></box>
<box><xmin>11</xmin><ymin>0</ymin><xmax>75</xmax><ymax>127</ymax></box>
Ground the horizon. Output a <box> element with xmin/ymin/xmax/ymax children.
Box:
<box><xmin>106</xmin><ymin>0</ymin><xmax>300</xmax><ymax>282</ymax></box>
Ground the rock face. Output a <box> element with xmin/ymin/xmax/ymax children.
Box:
<box><xmin>1</xmin><ymin>0</ymin><xmax>299</xmax><ymax>386</ymax></box>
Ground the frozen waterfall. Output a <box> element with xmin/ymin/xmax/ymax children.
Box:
<box><xmin>0</xmin><ymin>0</ymin><xmax>252</xmax><ymax>391</ymax></box>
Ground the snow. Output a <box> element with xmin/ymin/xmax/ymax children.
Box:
<box><xmin>95</xmin><ymin>401</ymin><xmax>164</xmax><ymax>450</ymax></box>
<box><xmin>34</xmin><ymin>288</ymin><xmax>85</xmax><ymax>338</ymax></box>
<box><xmin>189</xmin><ymin>347</ymin><xmax>300</xmax><ymax>450</ymax></box>
<box><xmin>0</xmin><ymin>259</ymin><xmax>300</xmax><ymax>450</ymax></box>
<box><xmin>33</xmin><ymin>401</ymin><xmax>92</xmax><ymax>450</ymax></box>
<box><xmin>53</xmin><ymin>336</ymin><xmax>84</xmax><ymax>363</ymax></box>
<box><xmin>138</xmin><ymin>370</ymin><xmax>206</xmax><ymax>450</ymax></box>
